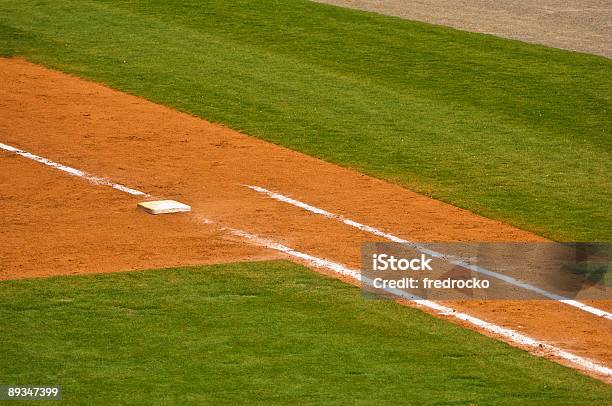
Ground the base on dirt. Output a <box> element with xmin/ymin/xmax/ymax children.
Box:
<box><xmin>137</xmin><ymin>200</ymin><xmax>191</xmax><ymax>215</ymax></box>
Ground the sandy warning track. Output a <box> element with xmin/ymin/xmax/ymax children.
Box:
<box><xmin>313</xmin><ymin>0</ymin><xmax>612</xmax><ymax>58</ymax></box>
<box><xmin>0</xmin><ymin>58</ymin><xmax>610</xmax><ymax>378</ymax></box>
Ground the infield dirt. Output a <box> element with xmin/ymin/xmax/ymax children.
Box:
<box><xmin>0</xmin><ymin>58</ymin><xmax>610</xmax><ymax>379</ymax></box>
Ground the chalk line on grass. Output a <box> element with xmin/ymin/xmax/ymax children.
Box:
<box><xmin>0</xmin><ymin>142</ymin><xmax>149</xmax><ymax>197</ymax></box>
<box><xmin>245</xmin><ymin>184</ymin><xmax>612</xmax><ymax>321</ymax></box>
<box><xmin>228</xmin><ymin>226</ymin><xmax>612</xmax><ymax>378</ymax></box>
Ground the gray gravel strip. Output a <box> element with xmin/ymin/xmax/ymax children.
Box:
<box><xmin>312</xmin><ymin>0</ymin><xmax>612</xmax><ymax>58</ymax></box>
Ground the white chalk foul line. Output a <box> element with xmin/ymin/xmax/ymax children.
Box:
<box><xmin>0</xmin><ymin>142</ymin><xmax>148</xmax><ymax>197</ymax></box>
<box><xmin>229</xmin><ymin>227</ymin><xmax>612</xmax><ymax>378</ymax></box>
<box><xmin>245</xmin><ymin>185</ymin><xmax>612</xmax><ymax>321</ymax></box>
<box><xmin>1</xmin><ymin>141</ymin><xmax>606</xmax><ymax>377</ymax></box>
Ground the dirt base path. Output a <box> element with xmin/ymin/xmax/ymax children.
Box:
<box><xmin>1</xmin><ymin>58</ymin><xmax>610</xmax><ymax>379</ymax></box>
<box><xmin>312</xmin><ymin>0</ymin><xmax>612</xmax><ymax>58</ymax></box>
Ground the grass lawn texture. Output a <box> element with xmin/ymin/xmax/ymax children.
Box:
<box><xmin>0</xmin><ymin>0</ymin><xmax>610</xmax><ymax>241</ymax></box>
<box><xmin>1</xmin><ymin>261</ymin><xmax>610</xmax><ymax>404</ymax></box>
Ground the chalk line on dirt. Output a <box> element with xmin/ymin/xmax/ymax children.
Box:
<box><xmin>229</xmin><ymin>226</ymin><xmax>612</xmax><ymax>378</ymax></box>
<box><xmin>0</xmin><ymin>142</ymin><xmax>149</xmax><ymax>197</ymax></box>
<box><xmin>3</xmin><ymin>141</ymin><xmax>609</xmax><ymax>377</ymax></box>
<box><xmin>245</xmin><ymin>184</ymin><xmax>612</xmax><ymax>321</ymax></box>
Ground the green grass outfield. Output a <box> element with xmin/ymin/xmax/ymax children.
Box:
<box><xmin>0</xmin><ymin>0</ymin><xmax>610</xmax><ymax>241</ymax></box>
<box><xmin>1</xmin><ymin>261</ymin><xmax>610</xmax><ymax>404</ymax></box>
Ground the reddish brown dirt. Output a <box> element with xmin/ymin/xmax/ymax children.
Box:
<box><xmin>1</xmin><ymin>58</ymin><xmax>610</xmax><ymax>380</ymax></box>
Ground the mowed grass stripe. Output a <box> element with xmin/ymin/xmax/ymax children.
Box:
<box><xmin>0</xmin><ymin>0</ymin><xmax>610</xmax><ymax>241</ymax></box>
<box><xmin>1</xmin><ymin>261</ymin><xmax>610</xmax><ymax>404</ymax></box>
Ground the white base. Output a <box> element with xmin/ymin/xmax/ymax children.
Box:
<box><xmin>137</xmin><ymin>200</ymin><xmax>191</xmax><ymax>215</ymax></box>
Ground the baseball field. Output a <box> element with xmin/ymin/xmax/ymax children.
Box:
<box><xmin>1</xmin><ymin>0</ymin><xmax>611</xmax><ymax>403</ymax></box>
